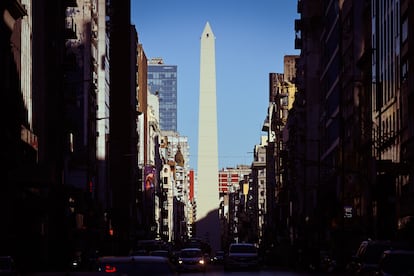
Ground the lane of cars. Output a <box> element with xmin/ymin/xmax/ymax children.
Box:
<box><xmin>346</xmin><ymin>239</ymin><xmax>414</xmax><ymax>276</ymax></box>
<box><xmin>93</xmin><ymin>241</ymin><xmax>262</xmax><ymax>274</ymax></box>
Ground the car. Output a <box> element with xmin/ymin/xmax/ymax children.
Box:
<box><xmin>177</xmin><ymin>247</ymin><xmax>206</xmax><ymax>272</ymax></box>
<box><xmin>211</xmin><ymin>250</ymin><xmax>225</xmax><ymax>264</ymax></box>
<box><xmin>377</xmin><ymin>249</ymin><xmax>414</xmax><ymax>276</ymax></box>
<box><xmin>149</xmin><ymin>250</ymin><xmax>176</xmax><ymax>263</ymax></box>
<box><xmin>224</xmin><ymin>243</ymin><xmax>259</xmax><ymax>271</ymax></box>
<box><xmin>346</xmin><ymin>240</ymin><xmax>409</xmax><ymax>275</ymax></box>
<box><xmin>0</xmin><ymin>256</ymin><xmax>17</xmax><ymax>275</ymax></box>
<box><xmin>97</xmin><ymin>255</ymin><xmax>176</xmax><ymax>275</ymax></box>
<box><xmin>132</xmin><ymin>239</ymin><xmax>167</xmax><ymax>256</ymax></box>
<box><xmin>149</xmin><ymin>250</ymin><xmax>170</xmax><ymax>258</ymax></box>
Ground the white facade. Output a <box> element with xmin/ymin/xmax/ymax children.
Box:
<box><xmin>95</xmin><ymin>0</ymin><xmax>110</xmax><ymax>208</ymax></box>
<box><xmin>159</xmin><ymin>131</ymin><xmax>190</xmax><ymax>242</ymax></box>
<box><xmin>21</xmin><ymin>0</ymin><xmax>32</xmax><ymax>127</ymax></box>
<box><xmin>196</xmin><ymin>22</ymin><xmax>220</xmax><ymax>251</ymax></box>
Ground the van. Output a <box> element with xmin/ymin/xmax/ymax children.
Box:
<box><xmin>224</xmin><ymin>243</ymin><xmax>259</xmax><ymax>271</ymax></box>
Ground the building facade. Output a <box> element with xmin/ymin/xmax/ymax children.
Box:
<box><xmin>219</xmin><ymin>165</ymin><xmax>252</xmax><ymax>248</ymax></box>
<box><xmin>147</xmin><ymin>58</ymin><xmax>178</xmax><ymax>132</ymax></box>
<box><xmin>159</xmin><ymin>131</ymin><xmax>191</xmax><ymax>244</ymax></box>
<box><xmin>398</xmin><ymin>0</ymin><xmax>414</xmax><ymax>241</ymax></box>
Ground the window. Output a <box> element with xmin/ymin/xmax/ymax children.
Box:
<box><xmin>401</xmin><ymin>59</ymin><xmax>408</xmax><ymax>81</ymax></box>
<box><xmin>402</xmin><ymin>17</ymin><xmax>408</xmax><ymax>43</ymax></box>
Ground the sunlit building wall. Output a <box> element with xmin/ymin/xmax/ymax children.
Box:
<box><xmin>252</xmin><ymin>137</ymin><xmax>267</xmax><ymax>246</ymax></box>
<box><xmin>95</xmin><ymin>0</ymin><xmax>110</xmax><ymax>210</ymax></box>
<box><xmin>159</xmin><ymin>131</ymin><xmax>190</xmax><ymax>242</ymax></box>
<box><xmin>283</xmin><ymin>55</ymin><xmax>298</xmax><ymax>83</ymax></box>
<box><xmin>21</xmin><ymin>0</ymin><xmax>32</xmax><ymax>128</ymax></box>
<box><xmin>219</xmin><ymin>165</ymin><xmax>251</xmax><ymax>246</ymax></box>
<box><xmin>20</xmin><ymin>0</ymin><xmax>38</xmax><ymax>161</ymax></box>
<box><xmin>147</xmin><ymin>91</ymin><xmax>161</xmax><ymax>237</ymax></box>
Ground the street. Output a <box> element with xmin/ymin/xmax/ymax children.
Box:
<box><xmin>22</xmin><ymin>264</ymin><xmax>348</xmax><ymax>276</ymax></box>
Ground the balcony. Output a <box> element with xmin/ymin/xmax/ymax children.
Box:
<box><xmin>297</xmin><ymin>0</ymin><xmax>303</xmax><ymax>13</ymax></box>
<box><xmin>252</xmin><ymin>160</ymin><xmax>266</xmax><ymax>169</ymax></box>
<box><xmin>295</xmin><ymin>19</ymin><xmax>302</xmax><ymax>32</ymax></box>
<box><xmin>295</xmin><ymin>36</ymin><xmax>302</xmax><ymax>50</ymax></box>
<box><xmin>65</xmin><ymin>0</ymin><xmax>78</xmax><ymax>7</ymax></box>
<box><xmin>262</xmin><ymin>117</ymin><xmax>270</xmax><ymax>131</ymax></box>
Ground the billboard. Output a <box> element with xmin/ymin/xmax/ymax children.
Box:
<box><xmin>144</xmin><ymin>165</ymin><xmax>157</xmax><ymax>191</ymax></box>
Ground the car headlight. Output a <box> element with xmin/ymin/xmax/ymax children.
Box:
<box><xmin>178</xmin><ymin>260</ymin><xmax>183</xmax><ymax>264</ymax></box>
<box><xmin>199</xmin><ymin>259</ymin><xmax>205</xmax><ymax>265</ymax></box>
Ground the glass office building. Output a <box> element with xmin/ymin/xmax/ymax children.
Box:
<box><xmin>148</xmin><ymin>58</ymin><xmax>177</xmax><ymax>131</ymax></box>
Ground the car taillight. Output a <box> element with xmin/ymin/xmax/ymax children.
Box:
<box><xmin>104</xmin><ymin>264</ymin><xmax>117</xmax><ymax>273</ymax></box>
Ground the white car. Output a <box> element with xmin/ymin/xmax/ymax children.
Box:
<box><xmin>224</xmin><ymin>243</ymin><xmax>259</xmax><ymax>271</ymax></box>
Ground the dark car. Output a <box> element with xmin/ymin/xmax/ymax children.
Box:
<box><xmin>0</xmin><ymin>256</ymin><xmax>16</xmax><ymax>276</ymax></box>
<box><xmin>177</xmin><ymin>248</ymin><xmax>206</xmax><ymax>272</ymax></box>
<box><xmin>346</xmin><ymin>240</ymin><xmax>408</xmax><ymax>275</ymax></box>
<box><xmin>149</xmin><ymin>250</ymin><xmax>170</xmax><ymax>258</ymax></box>
<box><xmin>224</xmin><ymin>243</ymin><xmax>259</xmax><ymax>271</ymax></box>
<box><xmin>378</xmin><ymin>249</ymin><xmax>414</xmax><ymax>276</ymax></box>
<box><xmin>212</xmin><ymin>250</ymin><xmax>225</xmax><ymax>264</ymax></box>
<box><xmin>97</xmin><ymin>255</ymin><xmax>176</xmax><ymax>275</ymax></box>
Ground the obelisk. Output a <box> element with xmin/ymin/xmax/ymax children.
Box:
<box><xmin>196</xmin><ymin>22</ymin><xmax>220</xmax><ymax>251</ymax></box>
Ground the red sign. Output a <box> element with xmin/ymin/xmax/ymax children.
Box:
<box><xmin>189</xmin><ymin>170</ymin><xmax>194</xmax><ymax>201</ymax></box>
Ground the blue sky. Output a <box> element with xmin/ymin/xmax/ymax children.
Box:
<box><xmin>131</xmin><ymin>0</ymin><xmax>299</xmax><ymax>171</ymax></box>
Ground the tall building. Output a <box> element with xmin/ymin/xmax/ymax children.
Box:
<box><xmin>95</xmin><ymin>0</ymin><xmax>110</xmax><ymax>213</ymax></box>
<box><xmin>372</xmin><ymin>0</ymin><xmax>412</xmax><ymax>240</ymax></box>
<box><xmin>196</xmin><ymin>22</ymin><xmax>220</xmax><ymax>251</ymax></box>
<box><xmin>159</xmin><ymin>131</ymin><xmax>190</xmax><ymax>242</ymax></box>
<box><xmin>399</xmin><ymin>0</ymin><xmax>414</xmax><ymax>238</ymax></box>
<box><xmin>252</xmin><ymin>138</ymin><xmax>267</xmax><ymax>246</ymax></box>
<box><xmin>219</xmin><ymin>165</ymin><xmax>252</xmax><ymax>246</ymax></box>
<box><xmin>147</xmin><ymin>58</ymin><xmax>178</xmax><ymax>131</ymax></box>
<box><xmin>108</xmin><ymin>0</ymin><xmax>138</xmax><ymax>255</ymax></box>
<box><xmin>290</xmin><ymin>0</ymin><xmax>377</xmax><ymax>265</ymax></box>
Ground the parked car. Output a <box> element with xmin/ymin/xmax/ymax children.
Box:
<box><xmin>177</xmin><ymin>247</ymin><xmax>206</xmax><ymax>272</ymax></box>
<box><xmin>377</xmin><ymin>249</ymin><xmax>414</xmax><ymax>276</ymax></box>
<box><xmin>0</xmin><ymin>256</ymin><xmax>16</xmax><ymax>275</ymax></box>
<box><xmin>224</xmin><ymin>243</ymin><xmax>259</xmax><ymax>271</ymax></box>
<box><xmin>346</xmin><ymin>240</ymin><xmax>408</xmax><ymax>275</ymax></box>
<box><xmin>97</xmin><ymin>255</ymin><xmax>176</xmax><ymax>275</ymax></box>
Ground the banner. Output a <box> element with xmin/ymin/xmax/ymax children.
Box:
<box><xmin>144</xmin><ymin>165</ymin><xmax>156</xmax><ymax>191</ymax></box>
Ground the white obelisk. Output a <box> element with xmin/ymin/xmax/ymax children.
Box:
<box><xmin>196</xmin><ymin>22</ymin><xmax>220</xmax><ymax>251</ymax></box>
